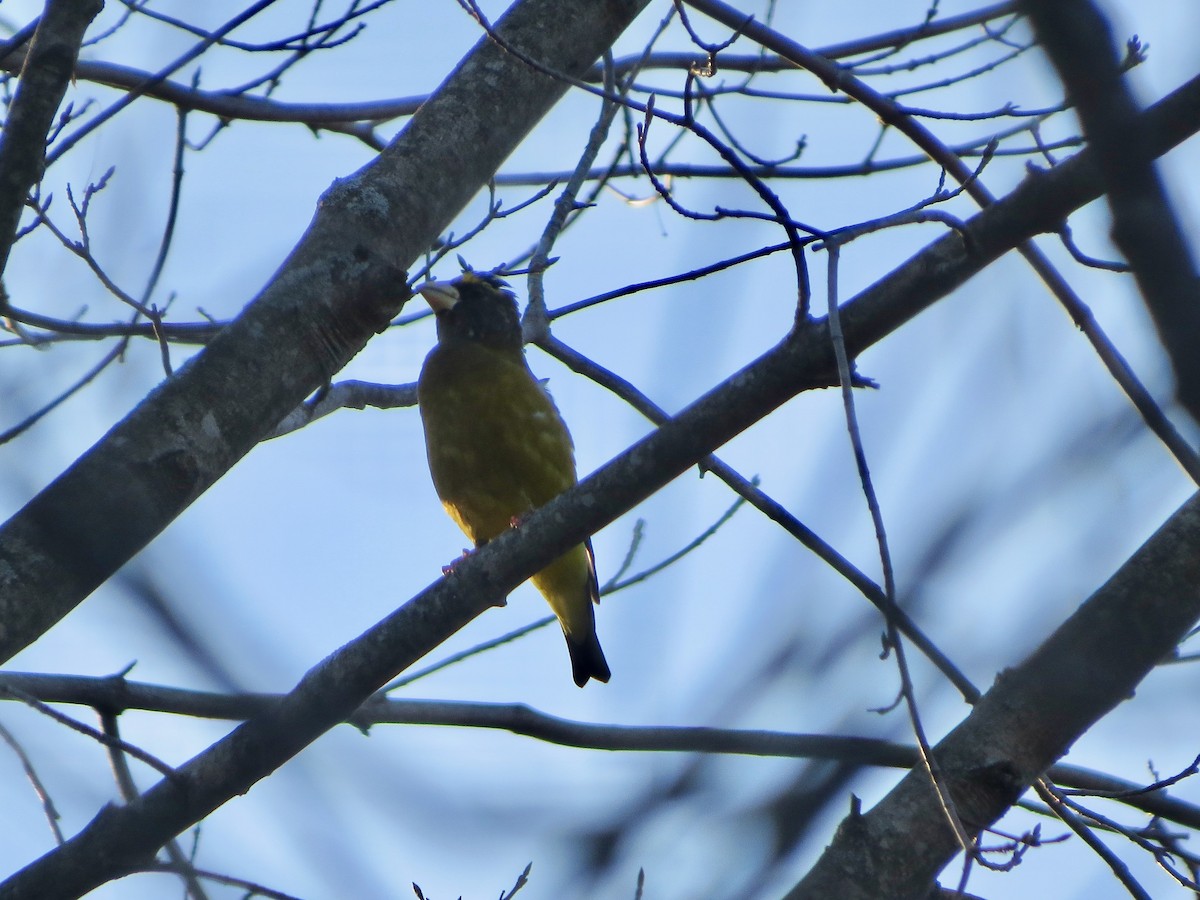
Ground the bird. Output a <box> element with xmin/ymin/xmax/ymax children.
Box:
<box><xmin>415</xmin><ymin>269</ymin><xmax>610</xmax><ymax>687</ymax></box>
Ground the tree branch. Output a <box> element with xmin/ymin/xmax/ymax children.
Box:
<box><xmin>788</xmin><ymin>491</ymin><xmax>1200</xmax><ymax>898</ymax></box>
<box><xmin>1022</xmin><ymin>0</ymin><xmax>1200</xmax><ymax>423</ymax></box>
<box><xmin>0</xmin><ymin>0</ymin><xmax>103</xmax><ymax>278</ymax></box>
<box><xmin>2</xmin><ymin>669</ymin><xmax>1197</xmax><ymax>830</ymax></box>
<box><xmin>0</xmin><ymin>0</ymin><xmax>653</xmax><ymax>665</ymax></box>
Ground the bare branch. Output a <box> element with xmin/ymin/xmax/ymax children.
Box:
<box><xmin>0</xmin><ymin>0</ymin><xmax>652</xmax><ymax>668</ymax></box>
<box><xmin>787</xmin><ymin>492</ymin><xmax>1200</xmax><ymax>898</ymax></box>
<box><xmin>1023</xmin><ymin>0</ymin><xmax>1200</xmax><ymax>422</ymax></box>
<box><xmin>0</xmin><ymin>0</ymin><xmax>103</xmax><ymax>278</ymax></box>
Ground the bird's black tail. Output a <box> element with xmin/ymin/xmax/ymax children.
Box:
<box><xmin>567</xmin><ymin>631</ymin><xmax>611</xmax><ymax>687</ymax></box>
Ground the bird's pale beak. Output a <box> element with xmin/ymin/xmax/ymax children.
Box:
<box><xmin>417</xmin><ymin>280</ymin><xmax>460</xmax><ymax>313</ymax></box>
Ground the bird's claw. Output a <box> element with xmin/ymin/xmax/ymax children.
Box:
<box><xmin>441</xmin><ymin>547</ymin><xmax>474</xmax><ymax>576</ymax></box>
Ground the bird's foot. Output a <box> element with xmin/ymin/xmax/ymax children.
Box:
<box><xmin>440</xmin><ymin>548</ymin><xmax>474</xmax><ymax>576</ymax></box>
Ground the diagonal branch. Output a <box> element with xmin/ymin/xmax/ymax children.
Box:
<box><xmin>1022</xmin><ymin>0</ymin><xmax>1200</xmax><ymax>423</ymax></box>
<box><xmin>686</xmin><ymin>0</ymin><xmax>1200</xmax><ymax>485</ymax></box>
<box><xmin>0</xmin><ymin>0</ymin><xmax>103</xmax><ymax>279</ymax></box>
<box><xmin>787</xmin><ymin>492</ymin><xmax>1200</xmax><ymax>898</ymax></box>
<box><xmin>0</xmin><ymin>0</ymin><xmax>654</xmax><ymax>665</ymax></box>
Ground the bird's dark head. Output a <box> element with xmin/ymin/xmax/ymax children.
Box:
<box><xmin>417</xmin><ymin>271</ymin><xmax>521</xmax><ymax>351</ymax></box>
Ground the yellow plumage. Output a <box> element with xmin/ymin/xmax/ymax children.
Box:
<box><xmin>416</xmin><ymin>272</ymin><xmax>610</xmax><ymax>686</ymax></box>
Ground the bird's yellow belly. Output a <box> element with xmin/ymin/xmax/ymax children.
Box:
<box><xmin>420</xmin><ymin>352</ymin><xmax>576</xmax><ymax>546</ymax></box>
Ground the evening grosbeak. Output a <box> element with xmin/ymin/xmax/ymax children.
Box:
<box><xmin>416</xmin><ymin>271</ymin><xmax>611</xmax><ymax>687</ymax></box>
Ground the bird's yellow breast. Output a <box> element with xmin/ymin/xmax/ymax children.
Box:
<box><xmin>418</xmin><ymin>341</ymin><xmax>578</xmax><ymax>546</ymax></box>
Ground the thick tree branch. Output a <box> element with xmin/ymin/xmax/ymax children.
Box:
<box><xmin>1022</xmin><ymin>0</ymin><xmax>1200</xmax><ymax>423</ymax></box>
<box><xmin>0</xmin><ymin>0</ymin><xmax>653</xmax><ymax>665</ymax></box>
<box><xmin>787</xmin><ymin>493</ymin><xmax>1200</xmax><ymax>899</ymax></box>
<box><xmin>3</xmin><ymin>69</ymin><xmax>1199</xmax><ymax>900</ymax></box>
<box><xmin>0</xmin><ymin>0</ymin><xmax>103</xmax><ymax>278</ymax></box>
<box><xmin>687</xmin><ymin>0</ymin><xmax>1200</xmax><ymax>485</ymax></box>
